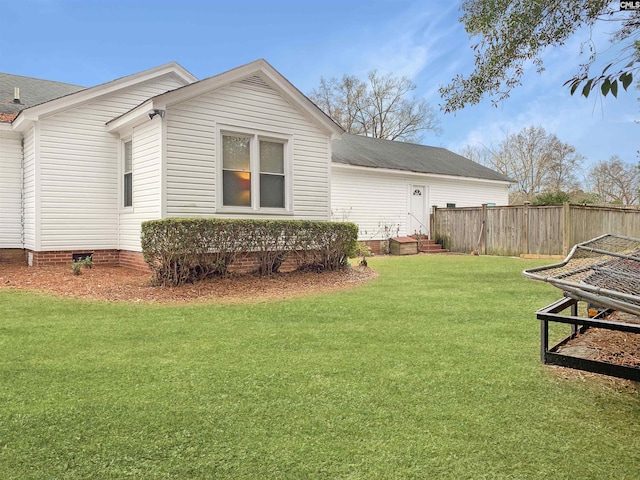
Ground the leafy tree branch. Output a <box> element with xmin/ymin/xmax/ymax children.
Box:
<box><xmin>440</xmin><ymin>0</ymin><xmax>640</xmax><ymax>112</ymax></box>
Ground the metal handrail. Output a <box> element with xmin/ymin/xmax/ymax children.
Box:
<box><xmin>407</xmin><ymin>211</ymin><xmax>428</xmax><ymax>234</ymax></box>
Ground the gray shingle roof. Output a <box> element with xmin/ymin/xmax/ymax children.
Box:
<box><xmin>332</xmin><ymin>133</ymin><xmax>513</xmax><ymax>182</ymax></box>
<box><xmin>0</xmin><ymin>72</ymin><xmax>85</xmax><ymax>116</ymax></box>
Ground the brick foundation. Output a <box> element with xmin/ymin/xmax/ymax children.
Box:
<box><xmin>8</xmin><ymin>242</ymin><xmax>371</xmax><ymax>275</ymax></box>
<box><xmin>28</xmin><ymin>249</ymin><xmax>121</xmax><ymax>267</ymax></box>
<box><xmin>0</xmin><ymin>248</ymin><xmax>28</xmax><ymax>265</ymax></box>
<box><xmin>7</xmin><ymin>248</ymin><xmax>310</xmax><ymax>274</ymax></box>
<box><xmin>119</xmin><ymin>250</ymin><xmax>151</xmax><ymax>272</ymax></box>
<box><xmin>230</xmin><ymin>252</ymin><xmax>299</xmax><ymax>274</ymax></box>
<box><xmin>25</xmin><ymin>249</ymin><xmax>152</xmax><ymax>273</ymax></box>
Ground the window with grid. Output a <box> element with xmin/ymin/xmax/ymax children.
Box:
<box><xmin>221</xmin><ymin>131</ymin><xmax>288</xmax><ymax>211</ymax></box>
<box><xmin>123</xmin><ymin>140</ymin><xmax>132</xmax><ymax>208</ymax></box>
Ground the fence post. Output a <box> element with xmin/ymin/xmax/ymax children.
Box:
<box><xmin>522</xmin><ymin>201</ymin><xmax>530</xmax><ymax>255</ymax></box>
<box><xmin>481</xmin><ymin>204</ymin><xmax>487</xmax><ymax>255</ymax></box>
<box><xmin>431</xmin><ymin>205</ymin><xmax>437</xmax><ymax>241</ymax></box>
<box><xmin>562</xmin><ymin>202</ymin><xmax>571</xmax><ymax>256</ymax></box>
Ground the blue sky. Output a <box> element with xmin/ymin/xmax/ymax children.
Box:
<box><xmin>2</xmin><ymin>0</ymin><xmax>638</xmax><ymax>180</ymax></box>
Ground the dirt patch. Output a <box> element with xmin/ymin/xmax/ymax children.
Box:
<box><xmin>555</xmin><ymin>311</ymin><xmax>640</xmax><ymax>368</ymax></box>
<box><xmin>547</xmin><ymin>365</ymin><xmax>639</xmax><ymax>392</ymax></box>
<box><xmin>0</xmin><ymin>264</ymin><xmax>377</xmax><ymax>305</ymax></box>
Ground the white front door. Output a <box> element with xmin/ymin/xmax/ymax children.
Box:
<box><xmin>409</xmin><ymin>185</ymin><xmax>428</xmax><ymax>236</ymax></box>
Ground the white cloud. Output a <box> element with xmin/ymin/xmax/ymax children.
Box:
<box><xmin>348</xmin><ymin>2</ymin><xmax>464</xmax><ymax>80</ymax></box>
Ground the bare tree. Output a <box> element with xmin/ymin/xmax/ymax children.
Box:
<box><xmin>462</xmin><ymin>126</ymin><xmax>585</xmax><ymax>202</ymax></box>
<box><xmin>310</xmin><ymin>71</ymin><xmax>440</xmax><ymax>143</ymax></box>
<box><xmin>588</xmin><ymin>156</ymin><xmax>640</xmax><ymax>205</ymax></box>
<box><xmin>540</xmin><ymin>141</ymin><xmax>585</xmax><ymax>193</ymax></box>
<box><xmin>312</xmin><ymin>76</ymin><xmax>366</xmax><ymax>135</ymax></box>
<box><xmin>459</xmin><ymin>143</ymin><xmax>496</xmax><ymax>168</ymax></box>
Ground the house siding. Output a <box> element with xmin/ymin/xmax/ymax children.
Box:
<box><xmin>118</xmin><ymin>120</ymin><xmax>162</xmax><ymax>251</ymax></box>
<box><xmin>165</xmin><ymin>101</ymin><xmax>217</xmax><ymax>216</ymax></box>
<box><xmin>429</xmin><ymin>176</ymin><xmax>508</xmax><ymax>208</ymax></box>
<box><xmin>0</xmin><ymin>131</ymin><xmax>23</xmax><ymax>248</ymax></box>
<box><xmin>331</xmin><ymin>165</ymin><xmax>509</xmax><ymax>240</ymax></box>
<box><xmin>36</xmin><ymin>74</ymin><xmax>185</xmax><ymax>251</ymax></box>
<box><xmin>165</xmin><ymin>76</ymin><xmax>332</xmax><ymax>220</ymax></box>
<box><xmin>22</xmin><ymin>126</ymin><xmax>36</xmax><ymax>250</ymax></box>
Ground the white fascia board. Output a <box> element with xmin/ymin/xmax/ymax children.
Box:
<box><xmin>107</xmin><ymin>62</ymin><xmax>268</xmax><ymax>132</ymax></box>
<box><xmin>151</xmin><ymin>60</ymin><xmax>270</xmax><ymax>107</ymax></box>
<box><xmin>12</xmin><ymin>62</ymin><xmax>196</xmax><ymax>132</ymax></box>
<box><xmin>256</xmin><ymin>61</ymin><xmax>344</xmax><ymax>136</ymax></box>
<box><xmin>106</xmin><ymin>99</ymin><xmax>161</xmax><ymax>133</ymax></box>
<box><xmin>331</xmin><ymin>162</ymin><xmax>515</xmax><ymax>186</ymax></box>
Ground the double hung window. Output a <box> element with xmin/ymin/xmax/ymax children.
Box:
<box><xmin>123</xmin><ymin>140</ymin><xmax>133</xmax><ymax>208</ymax></box>
<box><xmin>221</xmin><ymin>130</ymin><xmax>288</xmax><ymax>211</ymax></box>
<box><xmin>258</xmin><ymin>140</ymin><xmax>285</xmax><ymax>208</ymax></box>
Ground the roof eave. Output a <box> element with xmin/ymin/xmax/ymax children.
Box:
<box><xmin>12</xmin><ymin>62</ymin><xmax>196</xmax><ymax>129</ymax></box>
<box><xmin>331</xmin><ymin>161</ymin><xmax>514</xmax><ymax>185</ymax></box>
<box><xmin>256</xmin><ymin>60</ymin><xmax>344</xmax><ymax>136</ymax></box>
<box><xmin>106</xmin><ymin>99</ymin><xmax>156</xmax><ymax>133</ymax></box>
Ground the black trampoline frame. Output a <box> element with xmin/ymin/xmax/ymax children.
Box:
<box><xmin>537</xmin><ymin>296</ymin><xmax>640</xmax><ymax>382</ymax></box>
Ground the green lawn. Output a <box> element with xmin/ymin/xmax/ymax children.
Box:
<box><xmin>1</xmin><ymin>255</ymin><xmax>638</xmax><ymax>479</ymax></box>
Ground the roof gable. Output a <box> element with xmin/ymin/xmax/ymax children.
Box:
<box><xmin>11</xmin><ymin>62</ymin><xmax>197</xmax><ymax>130</ymax></box>
<box><xmin>108</xmin><ymin>59</ymin><xmax>342</xmax><ymax>136</ymax></box>
<box><xmin>332</xmin><ymin>134</ymin><xmax>513</xmax><ymax>183</ymax></box>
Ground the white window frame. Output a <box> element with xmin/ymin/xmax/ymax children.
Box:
<box><xmin>217</xmin><ymin>125</ymin><xmax>293</xmax><ymax>214</ymax></box>
<box><xmin>122</xmin><ymin>137</ymin><xmax>133</xmax><ymax>210</ymax></box>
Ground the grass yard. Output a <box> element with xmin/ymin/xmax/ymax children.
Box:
<box><xmin>1</xmin><ymin>255</ymin><xmax>638</xmax><ymax>479</ymax></box>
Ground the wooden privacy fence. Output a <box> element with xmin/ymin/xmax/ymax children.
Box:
<box><xmin>431</xmin><ymin>203</ymin><xmax>640</xmax><ymax>257</ymax></box>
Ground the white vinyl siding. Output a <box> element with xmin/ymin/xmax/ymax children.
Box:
<box><xmin>36</xmin><ymin>74</ymin><xmax>185</xmax><ymax>251</ymax></box>
<box><xmin>118</xmin><ymin>121</ymin><xmax>162</xmax><ymax>251</ymax></box>
<box><xmin>331</xmin><ymin>167</ymin><xmax>407</xmax><ymax>240</ymax></box>
<box><xmin>429</xmin><ymin>177</ymin><xmax>509</xmax><ymax>208</ymax></box>
<box><xmin>331</xmin><ymin>165</ymin><xmax>510</xmax><ymax>240</ymax></box>
<box><xmin>0</xmin><ymin>131</ymin><xmax>24</xmax><ymax>247</ymax></box>
<box><xmin>22</xmin><ymin>127</ymin><xmax>36</xmax><ymax>249</ymax></box>
<box><xmin>165</xmin><ymin>76</ymin><xmax>331</xmax><ymax>220</ymax></box>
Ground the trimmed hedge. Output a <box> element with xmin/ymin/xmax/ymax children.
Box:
<box><xmin>141</xmin><ymin>218</ymin><xmax>358</xmax><ymax>286</ymax></box>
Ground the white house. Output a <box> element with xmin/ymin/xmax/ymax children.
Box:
<box><xmin>0</xmin><ymin>60</ymin><xmax>510</xmax><ymax>267</ymax></box>
<box><xmin>330</xmin><ymin>133</ymin><xmax>511</xmax><ymax>251</ymax></box>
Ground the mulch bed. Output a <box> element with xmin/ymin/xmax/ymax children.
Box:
<box><xmin>555</xmin><ymin>311</ymin><xmax>640</xmax><ymax>368</ymax></box>
<box><xmin>0</xmin><ymin>264</ymin><xmax>377</xmax><ymax>305</ymax></box>
<box><xmin>549</xmin><ymin>310</ymin><xmax>640</xmax><ymax>389</ymax></box>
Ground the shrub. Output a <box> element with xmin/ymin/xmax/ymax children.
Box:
<box><xmin>531</xmin><ymin>191</ymin><xmax>571</xmax><ymax>206</ymax></box>
<box><xmin>70</xmin><ymin>255</ymin><xmax>93</xmax><ymax>276</ymax></box>
<box><xmin>141</xmin><ymin>219</ymin><xmax>358</xmax><ymax>286</ymax></box>
<box><xmin>353</xmin><ymin>242</ymin><xmax>372</xmax><ymax>267</ymax></box>
<box><xmin>71</xmin><ymin>261</ymin><xmax>83</xmax><ymax>276</ymax></box>
<box><xmin>291</xmin><ymin>221</ymin><xmax>358</xmax><ymax>273</ymax></box>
